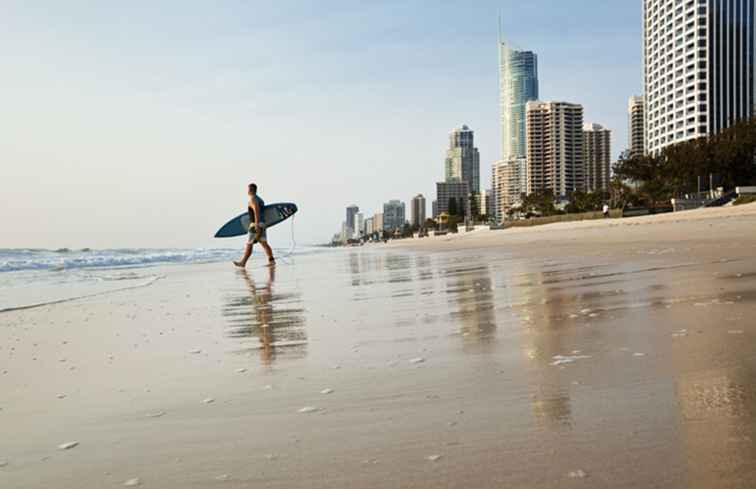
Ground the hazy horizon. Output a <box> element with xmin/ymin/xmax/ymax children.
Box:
<box><xmin>1</xmin><ymin>1</ymin><xmax>642</xmax><ymax>249</ymax></box>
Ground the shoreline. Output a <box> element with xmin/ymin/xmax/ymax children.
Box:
<box><xmin>385</xmin><ymin>202</ymin><xmax>756</xmax><ymax>252</ymax></box>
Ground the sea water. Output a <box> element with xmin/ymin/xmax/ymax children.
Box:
<box><xmin>0</xmin><ymin>246</ymin><xmax>324</xmax><ymax>311</ymax></box>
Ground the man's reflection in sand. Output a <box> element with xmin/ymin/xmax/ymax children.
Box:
<box><xmin>223</xmin><ymin>266</ymin><xmax>307</xmax><ymax>367</ymax></box>
<box><xmin>240</xmin><ymin>267</ymin><xmax>275</xmax><ymax>365</ymax></box>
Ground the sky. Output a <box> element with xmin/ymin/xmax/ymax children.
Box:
<box><xmin>1</xmin><ymin>1</ymin><xmax>642</xmax><ymax>249</ymax></box>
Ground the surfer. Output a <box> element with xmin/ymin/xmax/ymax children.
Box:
<box><xmin>234</xmin><ymin>183</ymin><xmax>275</xmax><ymax>267</ymax></box>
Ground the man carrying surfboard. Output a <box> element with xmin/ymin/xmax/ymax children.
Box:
<box><xmin>234</xmin><ymin>183</ymin><xmax>275</xmax><ymax>268</ymax></box>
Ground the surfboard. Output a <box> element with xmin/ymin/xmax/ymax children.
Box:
<box><xmin>214</xmin><ymin>202</ymin><xmax>298</xmax><ymax>238</ymax></box>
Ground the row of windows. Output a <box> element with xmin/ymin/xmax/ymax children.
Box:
<box><xmin>647</xmin><ymin>19</ymin><xmax>705</xmax><ymax>50</ymax></box>
<box><xmin>645</xmin><ymin>0</ymin><xmax>706</xmax><ymax>28</ymax></box>
<box><xmin>646</xmin><ymin>35</ymin><xmax>706</xmax><ymax>64</ymax></box>
<box><xmin>647</xmin><ymin>72</ymin><xmax>708</xmax><ymax>105</ymax></box>
<box><xmin>649</xmin><ymin>98</ymin><xmax>707</xmax><ymax>119</ymax></box>
<box><xmin>649</xmin><ymin>125</ymin><xmax>707</xmax><ymax>148</ymax></box>
<box><xmin>646</xmin><ymin>43</ymin><xmax>707</xmax><ymax>77</ymax></box>
<box><xmin>648</xmin><ymin>58</ymin><xmax>707</xmax><ymax>89</ymax></box>
<box><xmin>649</xmin><ymin>110</ymin><xmax>707</xmax><ymax>129</ymax></box>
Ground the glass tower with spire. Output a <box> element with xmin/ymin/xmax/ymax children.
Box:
<box><xmin>499</xmin><ymin>40</ymin><xmax>539</xmax><ymax>160</ymax></box>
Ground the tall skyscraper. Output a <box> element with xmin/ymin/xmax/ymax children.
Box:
<box><xmin>499</xmin><ymin>41</ymin><xmax>539</xmax><ymax>160</ymax></box>
<box><xmin>628</xmin><ymin>95</ymin><xmax>645</xmax><ymax>157</ymax></box>
<box><xmin>444</xmin><ymin>125</ymin><xmax>481</xmax><ymax>194</ymax></box>
<box><xmin>410</xmin><ymin>194</ymin><xmax>426</xmax><ymax>227</ymax></box>
<box><xmin>583</xmin><ymin>123</ymin><xmax>612</xmax><ymax>192</ymax></box>
<box><xmin>346</xmin><ymin>205</ymin><xmax>359</xmax><ymax>232</ymax></box>
<box><xmin>382</xmin><ymin>200</ymin><xmax>406</xmax><ymax>231</ymax></box>
<box><xmin>643</xmin><ymin>0</ymin><xmax>756</xmax><ymax>154</ymax></box>
<box><xmin>526</xmin><ymin>101</ymin><xmax>585</xmax><ymax>198</ymax></box>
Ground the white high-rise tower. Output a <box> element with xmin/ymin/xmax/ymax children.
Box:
<box><xmin>643</xmin><ymin>0</ymin><xmax>755</xmax><ymax>154</ymax></box>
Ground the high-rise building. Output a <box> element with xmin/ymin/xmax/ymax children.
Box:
<box><xmin>628</xmin><ymin>96</ymin><xmax>645</xmax><ymax>157</ymax></box>
<box><xmin>643</xmin><ymin>0</ymin><xmax>756</xmax><ymax>154</ymax></box>
<box><xmin>355</xmin><ymin>212</ymin><xmax>364</xmax><ymax>239</ymax></box>
<box><xmin>382</xmin><ymin>200</ymin><xmax>406</xmax><ymax>231</ymax></box>
<box><xmin>373</xmin><ymin>213</ymin><xmax>384</xmax><ymax>233</ymax></box>
<box><xmin>364</xmin><ymin>217</ymin><xmax>374</xmax><ymax>236</ymax></box>
<box><xmin>436</xmin><ymin>181</ymin><xmax>471</xmax><ymax>217</ymax></box>
<box><xmin>493</xmin><ymin>157</ymin><xmax>527</xmax><ymax>221</ymax></box>
<box><xmin>346</xmin><ymin>205</ymin><xmax>359</xmax><ymax>233</ymax></box>
<box><xmin>410</xmin><ymin>194</ymin><xmax>426</xmax><ymax>227</ymax></box>
<box><xmin>583</xmin><ymin>123</ymin><xmax>612</xmax><ymax>192</ymax></box>
<box><xmin>444</xmin><ymin>125</ymin><xmax>481</xmax><ymax>194</ymax></box>
<box><xmin>499</xmin><ymin>41</ymin><xmax>539</xmax><ymax>160</ymax></box>
<box><xmin>484</xmin><ymin>189</ymin><xmax>495</xmax><ymax>219</ymax></box>
<box><xmin>432</xmin><ymin>200</ymin><xmax>438</xmax><ymax>219</ymax></box>
<box><xmin>526</xmin><ymin>101</ymin><xmax>585</xmax><ymax>198</ymax></box>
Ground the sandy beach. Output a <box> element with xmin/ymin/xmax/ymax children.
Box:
<box><xmin>3</xmin><ymin>204</ymin><xmax>756</xmax><ymax>488</ymax></box>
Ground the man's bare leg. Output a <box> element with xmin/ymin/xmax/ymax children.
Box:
<box><xmin>234</xmin><ymin>243</ymin><xmax>253</xmax><ymax>268</ymax></box>
<box><xmin>261</xmin><ymin>241</ymin><xmax>275</xmax><ymax>264</ymax></box>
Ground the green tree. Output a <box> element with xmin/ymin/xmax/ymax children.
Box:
<box><xmin>521</xmin><ymin>190</ymin><xmax>557</xmax><ymax>216</ymax></box>
<box><xmin>447</xmin><ymin>197</ymin><xmax>457</xmax><ymax>217</ymax></box>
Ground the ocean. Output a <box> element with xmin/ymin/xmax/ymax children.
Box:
<box><xmin>0</xmin><ymin>246</ymin><xmax>324</xmax><ymax>311</ymax></box>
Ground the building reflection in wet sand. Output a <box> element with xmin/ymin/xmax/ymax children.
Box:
<box><xmin>444</xmin><ymin>263</ymin><xmax>497</xmax><ymax>348</ymax></box>
<box><xmin>221</xmin><ymin>267</ymin><xmax>306</xmax><ymax>366</ymax></box>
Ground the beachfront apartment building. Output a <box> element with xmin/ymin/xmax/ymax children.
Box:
<box><xmin>583</xmin><ymin>123</ymin><xmax>612</xmax><ymax>192</ymax></box>
<box><xmin>410</xmin><ymin>194</ymin><xmax>426</xmax><ymax>228</ymax></box>
<box><xmin>628</xmin><ymin>95</ymin><xmax>645</xmax><ymax>157</ymax></box>
<box><xmin>436</xmin><ymin>180</ymin><xmax>471</xmax><ymax>218</ymax></box>
<box><xmin>382</xmin><ymin>200</ymin><xmax>406</xmax><ymax>231</ymax></box>
<box><xmin>373</xmin><ymin>213</ymin><xmax>383</xmax><ymax>233</ymax></box>
<box><xmin>525</xmin><ymin>101</ymin><xmax>585</xmax><ymax>198</ymax></box>
<box><xmin>643</xmin><ymin>0</ymin><xmax>756</xmax><ymax>155</ymax></box>
<box><xmin>493</xmin><ymin>158</ymin><xmax>527</xmax><ymax>220</ymax></box>
<box><xmin>445</xmin><ymin>125</ymin><xmax>481</xmax><ymax>195</ymax></box>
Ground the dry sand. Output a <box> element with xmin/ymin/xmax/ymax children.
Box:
<box><xmin>2</xmin><ymin>204</ymin><xmax>756</xmax><ymax>488</ymax></box>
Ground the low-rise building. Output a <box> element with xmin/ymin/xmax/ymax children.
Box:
<box><xmin>436</xmin><ymin>180</ymin><xmax>471</xmax><ymax>218</ymax></box>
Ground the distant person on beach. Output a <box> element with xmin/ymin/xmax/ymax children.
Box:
<box><xmin>234</xmin><ymin>183</ymin><xmax>275</xmax><ymax>268</ymax></box>
<box><xmin>603</xmin><ymin>203</ymin><xmax>610</xmax><ymax>218</ymax></box>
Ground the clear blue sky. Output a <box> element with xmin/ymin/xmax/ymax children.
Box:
<box><xmin>1</xmin><ymin>1</ymin><xmax>642</xmax><ymax>248</ymax></box>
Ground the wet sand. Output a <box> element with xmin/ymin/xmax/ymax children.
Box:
<box><xmin>3</xmin><ymin>206</ymin><xmax>756</xmax><ymax>488</ymax></box>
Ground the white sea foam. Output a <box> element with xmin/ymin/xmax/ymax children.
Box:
<box><xmin>550</xmin><ymin>355</ymin><xmax>591</xmax><ymax>366</ymax></box>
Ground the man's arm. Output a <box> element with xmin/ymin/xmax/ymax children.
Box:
<box><xmin>251</xmin><ymin>199</ymin><xmax>262</xmax><ymax>232</ymax></box>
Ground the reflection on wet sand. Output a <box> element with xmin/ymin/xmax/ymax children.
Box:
<box><xmin>505</xmin><ymin>264</ymin><xmax>577</xmax><ymax>430</ymax></box>
<box><xmin>221</xmin><ymin>267</ymin><xmax>306</xmax><ymax>365</ymax></box>
<box><xmin>444</xmin><ymin>264</ymin><xmax>497</xmax><ymax>347</ymax></box>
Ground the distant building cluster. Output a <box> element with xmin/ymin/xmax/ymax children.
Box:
<box><xmin>334</xmin><ymin>1</ymin><xmax>756</xmax><ymax>242</ymax></box>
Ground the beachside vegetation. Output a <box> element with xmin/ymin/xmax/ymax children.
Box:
<box><xmin>614</xmin><ymin>117</ymin><xmax>756</xmax><ymax>204</ymax></box>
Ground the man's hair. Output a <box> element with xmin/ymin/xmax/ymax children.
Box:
<box><xmin>248</xmin><ymin>183</ymin><xmax>257</xmax><ymax>194</ymax></box>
